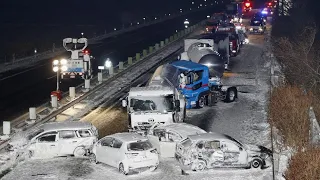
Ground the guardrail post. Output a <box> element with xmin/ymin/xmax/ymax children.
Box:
<box><xmin>174</xmin><ymin>34</ymin><xmax>178</xmax><ymax>40</ymax></box>
<box><xmin>170</xmin><ymin>36</ymin><xmax>174</xmax><ymax>42</ymax></box>
<box><xmin>51</xmin><ymin>95</ymin><xmax>58</xmax><ymax>108</ymax></box>
<box><xmin>128</xmin><ymin>57</ymin><xmax>133</xmax><ymax>65</ymax></box>
<box><xmin>98</xmin><ymin>72</ymin><xmax>103</xmax><ymax>84</ymax></box>
<box><xmin>136</xmin><ymin>53</ymin><xmax>141</xmax><ymax>61</ymax></box>
<box><xmin>29</xmin><ymin>107</ymin><xmax>37</xmax><ymax>123</ymax></box>
<box><xmin>143</xmin><ymin>49</ymin><xmax>148</xmax><ymax>57</ymax></box>
<box><xmin>155</xmin><ymin>43</ymin><xmax>160</xmax><ymax>50</ymax></box>
<box><xmin>1</xmin><ymin>121</ymin><xmax>11</xmax><ymax>140</ymax></box>
<box><xmin>160</xmin><ymin>41</ymin><xmax>165</xmax><ymax>48</ymax></box>
<box><xmin>165</xmin><ymin>38</ymin><xmax>169</xmax><ymax>45</ymax></box>
<box><xmin>85</xmin><ymin>79</ymin><xmax>90</xmax><ymax>90</ymax></box>
<box><xmin>177</xmin><ymin>32</ymin><xmax>181</xmax><ymax>37</ymax></box>
<box><xmin>109</xmin><ymin>67</ymin><xmax>114</xmax><ymax>76</ymax></box>
<box><xmin>119</xmin><ymin>61</ymin><xmax>124</xmax><ymax>70</ymax></box>
<box><xmin>149</xmin><ymin>46</ymin><xmax>153</xmax><ymax>53</ymax></box>
<box><xmin>69</xmin><ymin>87</ymin><xmax>76</xmax><ymax>100</ymax></box>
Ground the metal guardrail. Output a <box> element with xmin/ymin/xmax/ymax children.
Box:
<box><xmin>0</xmin><ymin>21</ymin><xmax>205</xmax><ymax>149</ymax></box>
<box><xmin>0</xmin><ymin>6</ymin><xmax>211</xmax><ymax>73</ymax></box>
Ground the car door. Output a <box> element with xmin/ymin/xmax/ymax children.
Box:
<box><xmin>147</xmin><ymin>129</ymin><xmax>163</xmax><ymax>153</ymax></box>
<box><xmin>221</xmin><ymin>140</ymin><xmax>241</xmax><ymax>165</ymax></box>
<box><xmin>159</xmin><ymin>131</ymin><xmax>181</xmax><ymax>158</ymax></box>
<box><xmin>96</xmin><ymin>137</ymin><xmax>114</xmax><ymax>165</ymax></box>
<box><xmin>57</xmin><ymin>130</ymin><xmax>78</xmax><ymax>156</ymax></box>
<box><xmin>110</xmin><ymin>138</ymin><xmax>123</xmax><ymax>166</ymax></box>
<box><xmin>34</xmin><ymin>132</ymin><xmax>58</xmax><ymax>157</ymax></box>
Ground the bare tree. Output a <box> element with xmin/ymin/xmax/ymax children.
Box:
<box><xmin>272</xmin><ymin>23</ymin><xmax>320</xmax><ymax>92</ymax></box>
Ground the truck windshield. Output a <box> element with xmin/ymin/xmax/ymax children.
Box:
<box><xmin>130</xmin><ymin>95</ymin><xmax>174</xmax><ymax>113</ymax></box>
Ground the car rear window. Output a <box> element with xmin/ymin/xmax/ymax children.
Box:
<box><xmin>127</xmin><ymin>140</ymin><xmax>153</xmax><ymax>151</ymax></box>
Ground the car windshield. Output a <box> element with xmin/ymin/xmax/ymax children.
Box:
<box><xmin>27</xmin><ymin>128</ymin><xmax>44</xmax><ymax>140</ymax></box>
<box><xmin>250</xmin><ymin>20</ymin><xmax>262</xmax><ymax>26</ymax></box>
<box><xmin>224</xmin><ymin>134</ymin><xmax>243</xmax><ymax>147</ymax></box>
<box><xmin>127</xmin><ymin>140</ymin><xmax>153</xmax><ymax>151</ymax></box>
<box><xmin>129</xmin><ymin>95</ymin><xmax>174</xmax><ymax>113</ymax></box>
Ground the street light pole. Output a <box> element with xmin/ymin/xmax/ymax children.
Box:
<box><xmin>56</xmin><ymin>69</ymin><xmax>59</xmax><ymax>91</ymax></box>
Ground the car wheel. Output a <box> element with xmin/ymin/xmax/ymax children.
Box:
<box><xmin>149</xmin><ymin>165</ymin><xmax>158</xmax><ymax>172</ymax></box>
<box><xmin>90</xmin><ymin>153</ymin><xmax>99</xmax><ymax>164</ymax></box>
<box><xmin>74</xmin><ymin>147</ymin><xmax>86</xmax><ymax>157</ymax></box>
<box><xmin>225</xmin><ymin>87</ymin><xmax>237</xmax><ymax>103</ymax></box>
<box><xmin>197</xmin><ymin>96</ymin><xmax>206</xmax><ymax>108</ymax></box>
<box><xmin>194</xmin><ymin>160</ymin><xmax>206</xmax><ymax>171</ymax></box>
<box><xmin>251</xmin><ymin>158</ymin><xmax>262</xmax><ymax>168</ymax></box>
<box><xmin>119</xmin><ymin>163</ymin><xmax>128</xmax><ymax>175</ymax></box>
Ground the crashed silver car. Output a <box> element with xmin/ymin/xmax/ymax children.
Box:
<box><xmin>175</xmin><ymin>132</ymin><xmax>272</xmax><ymax>171</ymax></box>
<box><xmin>147</xmin><ymin>123</ymin><xmax>206</xmax><ymax>158</ymax></box>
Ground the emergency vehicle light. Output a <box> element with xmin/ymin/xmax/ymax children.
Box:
<box><xmin>245</xmin><ymin>2</ymin><xmax>250</xmax><ymax>7</ymax></box>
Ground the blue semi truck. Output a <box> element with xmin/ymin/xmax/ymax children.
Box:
<box><xmin>160</xmin><ymin>60</ymin><xmax>237</xmax><ymax>109</ymax></box>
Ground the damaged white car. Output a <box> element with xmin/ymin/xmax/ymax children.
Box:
<box><xmin>147</xmin><ymin>123</ymin><xmax>206</xmax><ymax>158</ymax></box>
<box><xmin>8</xmin><ymin>121</ymin><xmax>98</xmax><ymax>158</ymax></box>
<box><xmin>91</xmin><ymin>132</ymin><xmax>159</xmax><ymax>175</ymax></box>
<box><xmin>175</xmin><ymin>132</ymin><xmax>272</xmax><ymax>171</ymax></box>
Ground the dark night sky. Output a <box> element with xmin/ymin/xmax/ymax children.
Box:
<box><xmin>0</xmin><ymin>0</ymin><xmax>215</xmax><ymax>25</ymax></box>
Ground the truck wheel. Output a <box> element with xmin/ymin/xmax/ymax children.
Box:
<box><xmin>225</xmin><ymin>87</ymin><xmax>237</xmax><ymax>103</ymax></box>
<box><xmin>197</xmin><ymin>96</ymin><xmax>206</xmax><ymax>108</ymax></box>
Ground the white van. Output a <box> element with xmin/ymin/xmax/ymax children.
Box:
<box><xmin>18</xmin><ymin>121</ymin><xmax>98</xmax><ymax>158</ymax></box>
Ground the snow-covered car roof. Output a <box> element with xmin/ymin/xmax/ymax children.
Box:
<box><xmin>129</xmin><ymin>86</ymin><xmax>173</xmax><ymax>97</ymax></box>
<box><xmin>154</xmin><ymin>123</ymin><xmax>206</xmax><ymax>139</ymax></box>
<box><xmin>187</xmin><ymin>132</ymin><xmax>231</xmax><ymax>142</ymax></box>
<box><xmin>110</xmin><ymin>132</ymin><xmax>148</xmax><ymax>142</ymax></box>
<box><xmin>41</xmin><ymin>121</ymin><xmax>94</xmax><ymax>132</ymax></box>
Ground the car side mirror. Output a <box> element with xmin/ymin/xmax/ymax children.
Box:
<box><xmin>239</xmin><ymin>147</ymin><xmax>243</xmax><ymax>151</ymax></box>
<box><xmin>122</xmin><ymin>99</ymin><xmax>127</xmax><ymax>107</ymax></box>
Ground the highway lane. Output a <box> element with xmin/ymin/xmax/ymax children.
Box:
<box><xmin>0</xmin><ymin>9</ymin><xmax>215</xmax><ymax>122</ymax></box>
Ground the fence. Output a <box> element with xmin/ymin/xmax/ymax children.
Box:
<box><xmin>0</xmin><ymin>6</ymin><xmax>213</xmax><ymax>73</ymax></box>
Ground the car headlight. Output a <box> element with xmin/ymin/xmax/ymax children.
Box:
<box><xmin>206</xmin><ymin>27</ymin><xmax>209</xmax><ymax>31</ymax></box>
<box><xmin>245</xmin><ymin>38</ymin><xmax>249</xmax><ymax>44</ymax></box>
<box><xmin>250</xmin><ymin>28</ymin><xmax>253</xmax><ymax>31</ymax></box>
<box><xmin>259</xmin><ymin>28</ymin><xmax>263</xmax><ymax>31</ymax></box>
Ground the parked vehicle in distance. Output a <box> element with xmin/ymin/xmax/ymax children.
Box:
<box><xmin>8</xmin><ymin>121</ymin><xmax>98</xmax><ymax>158</ymax></box>
<box><xmin>147</xmin><ymin>123</ymin><xmax>206</xmax><ymax>158</ymax></box>
<box><xmin>91</xmin><ymin>132</ymin><xmax>159</xmax><ymax>175</ymax></box>
<box><xmin>175</xmin><ymin>132</ymin><xmax>273</xmax><ymax>171</ymax></box>
<box><xmin>249</xmin><ymin>19</ymin><xmax>266</xmax><ymax>34</ymax></box>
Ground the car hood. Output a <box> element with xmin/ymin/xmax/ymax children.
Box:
<box><xmin>8</xmin><ymin>130</ymin><xmax>31</xmax><ymax>150</ymax></box>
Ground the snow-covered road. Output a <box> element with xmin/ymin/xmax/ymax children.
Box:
<box><xmin>2</xmin><ymin>23</ymin><xmax>274</xmax><ymax>180</ymax></box>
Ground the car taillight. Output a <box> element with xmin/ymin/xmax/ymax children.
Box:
<box><xmin>126</xmin><ymin>153</ymin><xmax>139</xmax><ymax>158</ymax></box>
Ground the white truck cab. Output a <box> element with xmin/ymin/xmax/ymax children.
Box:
<box><xmin>122</xmin><ymin>84</ymin><xmax>185</xmax><ymax>135</ymax></box>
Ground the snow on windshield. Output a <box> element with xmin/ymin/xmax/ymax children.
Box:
<box><xmin>127</xmin><ymin>140</ymin><xmax>153</xmax><ymax>151</ymax></box>
<box><xmin>129</xmin><ymin>95</ymin><xmax>174</xmax><ymax>113</ymax></box>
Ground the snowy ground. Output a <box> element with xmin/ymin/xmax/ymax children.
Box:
<box><xmin>2</xmin><ymin>21</ymin><xmax>275</xmax><ymax>180</ymax></box>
